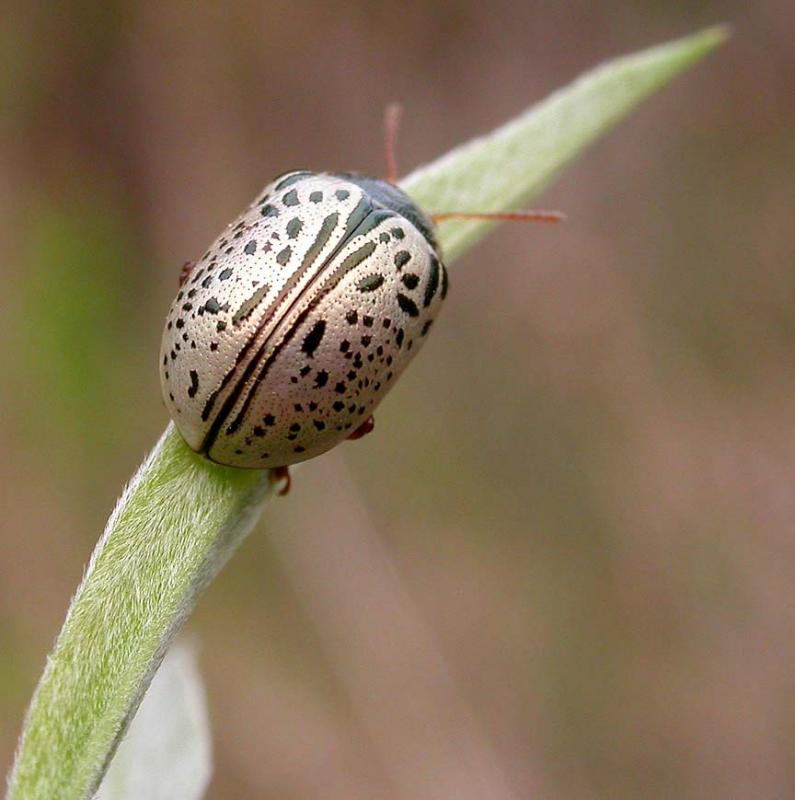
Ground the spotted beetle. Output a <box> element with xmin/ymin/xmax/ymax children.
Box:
<box><xmin>160</xmin><ymin>106</ymin><xmax>561</xmax><ymax>490</ymax></box>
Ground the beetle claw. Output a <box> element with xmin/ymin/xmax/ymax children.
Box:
<box><xmin>347</xmin><ymin>416</ymin><xmax>375</xmax><ymax>441</ymax></box>
<box><xmin>179</xmin><ymin>260</ymin><xmax>196</xmax><ymax>287</ymax></box>
<box><xmin>270</xmin><ymin>465</ymin><xmax>291</xmax><ymax>496</ymax></box>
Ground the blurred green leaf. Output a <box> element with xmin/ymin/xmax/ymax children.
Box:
<box><xmin>15</xmin><ymin>194</ymin><xmax>139</xmax><ymax>469</ymax></box>
<box><xmin>95</xmin><ymin>641</ymin><xmax>211</xmax><ymax>800</ymax></box>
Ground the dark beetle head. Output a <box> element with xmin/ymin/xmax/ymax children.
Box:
<box><xmin>332</xmin><ymin>173</ymin><xmax>439</xmax><ymax>254</ymax></box>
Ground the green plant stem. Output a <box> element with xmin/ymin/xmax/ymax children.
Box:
<box><xmin>6</xmin><ymin>26</ymin><xmax>727</xmax><ymax>800</ymax></box>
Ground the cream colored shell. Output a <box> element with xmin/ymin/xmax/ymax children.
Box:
<box><xmin>160</xmin><ymin>171</ymin><xmax>447</xmax><ymax>468</ymax></box>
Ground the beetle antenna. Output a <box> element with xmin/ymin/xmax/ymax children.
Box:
<box><xmin>431</xmin><ymin>210</ymin><xmax>566</xmax><ymax>224</ymax></box>
<box><xmin>384</xmin><ymin>102</ymin><xmax>403</xmax><ymax>184</ymax></box>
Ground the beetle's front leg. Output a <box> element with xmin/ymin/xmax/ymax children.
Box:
<box><xmin>270</xmin><ymin>466</ymin><xmax>291</xmax><ymax>496</ymax></box>
<box><xmin>179</xmin><ymin>261</ymin><xmax>196</xmax><ymax>287</ymax></box>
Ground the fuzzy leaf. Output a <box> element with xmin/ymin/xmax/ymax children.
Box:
<box><xmin>7</xmin><ymin>427</ymin><xmax>268</xmax><ymax>800</ymax></box>
<box><xmin>403</xmin><ymin>26</ymin><xmax>729</xmax><ymax>261</ymax></box>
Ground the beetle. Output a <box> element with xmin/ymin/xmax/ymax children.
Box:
<box><xmin>160</xmin><ymin>106</ymin><xmax>561</xmax><ymax>492</ymax></box>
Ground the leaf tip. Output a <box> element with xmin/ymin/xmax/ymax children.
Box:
<box><xmin>693</xmin><ymin>23</ymin><xmax>732</xmax><ymax>52</ymax></box>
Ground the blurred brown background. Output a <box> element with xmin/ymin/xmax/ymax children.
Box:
<box><xmin>1</xmin><ymin>2</ymin><xmax>793</xmax><ymax>798</ymax></box>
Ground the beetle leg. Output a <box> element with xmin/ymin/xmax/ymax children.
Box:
<box><xmin>179</xmin><ymin>260</ymin><xmax>196</xmax><ymax>287</ymax></box>
<box><xmin>271</xmin><ymin>465</ymin><xmax>291</xmax><ymax>496</ymax></box>
<box><xmin>347</xmin><ymin>415</ymin><xmax>375</xmax><ymax>441</ymax></box>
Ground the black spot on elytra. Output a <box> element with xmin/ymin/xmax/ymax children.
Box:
<box><xmin>335</xmin><ymin>189</ymin><xmax>350</xmax><ymax>200</ymax></box>
<box><xmin>201</xmin><ymin>275</ymin><xmax>213</xmax><ymax>288</ymax></box>
<box><xmin>301</xmin><ymin>319</ymin><xmax>326</xmax><ymax>357</ymax></box>
<box><xmin>396</xmin><ymin>328</ymin><xmax>404</xmax><ymax>348</ymax></box>
<box><xmin>360</xmin><ymin>335</ymin><xmax>371</xmax><ymax>347</ymax></box>
<box><xmin>290</xmin><ymin>423</ymin><xmax>301</xmax><ymax>432</ymax></box>
<box><xmin>335</xmin><ymin>382</ymin><xmax>346</xmax><ymax>394</ymax></box>
<box><xmin>391</xmin><ymin>227</ymin><xmax>405</xmax><ymax>240</ymax></box>
<box><xmin>300</xmin><ymin>365</ymin><xmax>312</xmax><ymax>377</ymax></box>
<box><xmin>294</xmin><ymin>403</ymin><xmax>303</xmax><ymax>412</ymax></box>
<box><xmin>276</xmin><ymin>246</ymin><xmax>292</xmax><ymax>265</ymax></box>
<box><xmin>210</xmin><ymin>342</ymin><xmax>218</xmax><ymax>351</ymax></box>
<box><xmin>363</xmin><ymin>315</ymin><xmax>374</xmax><ymax>327</ymax></box>
<box><xmin>204</xmin><ymin>297</ymin><xmax>221</xmax><ymax>314</ymax></box>
<box><xmin>357</xmin><ymin>274</ymin><xmax>385</xmax><ymax>293</ymax></box>
<box><xmin>253</xmin><ymin>426</ymin><xmax>266</xmax><ymax>438</ymax></box>
<box><xmin>421</xmin><ymin>320</ymin><xmax>433</xmax><ymax>336</ymax></box>
<box><xmin>424</xmin><ymin>256</ymin><xmax>440</xmax><ymax>307</ymax></box>
<box><xmin>176</xmin><ymin>319</ymin><xmax>184</xmax><ymax>329</ymax></box>
<box><xmin>346</xmin><ymin>310</ymin><xmax>358</xmax><ymax>325</ymax></box>
<box><xmin>294</xmin><ymin>445</ymin><xmax>306</xmax><ymax>453</ymax></box>
<box><xmin>333</xmin><ymin>400</ymin><xmax>344</xmax><ymax>412</ymax></box>
<box><xmin>402</xmin><ymin>273</ymin><xmax>419</xmax><ymax>289</ymax></box>
<box><xmin>313</xmin><ymin>419</ymin><xmax>325</xmax><ymax>431</ymax></box>
<box><xmin>309</xmin><ymin>191</ymin><xmax>323</xmax><ymax>203</ymax></box>
<box><xmin>308</xmin><ymin>401</ymin><xmax>318</xmax><ymax>411</ymax></box>
<box><xmin>379</xmin><ymin>232</ymin><xmax>390</xmax><ymax>243</ymax></box>
<box><xmin>441</xmin><ymin>263</ymin><xmax>449</xmax><ymax>299</ymax></box>
<box><xmin>283</xmin><ymin>189</ymin><xmax>299</xmax><ymax>206</ymax></box>
<box><xmin>263</xmin><ymin>414</ymin><xmax>276</xmax><ymax>426</ymax></box>
<box><xmin>394</xmin><ymin>251</ymin><xmax>411</xmax><ymax>270</ymax></box>
<box><xmin>286</xmin><ymin>218</ymin><xmax>303</xmax><ymax>238</ymax></box>
<box><xmin>397</xmin><ymin>293</ymin><xmax>419</xmax><ymax>317</ymax></box>
<box><xmin>340</xmin><ymin>339</ymin><xmax>350</xmax><ymax>353</ymax></box>
<box><xmin>275</xmin><ymin>171</ymin><xmax>312</xmax><ymax>190</ymax></box>
<box><xmin>188</xmin><ymin>370</ymin><xmax>199</xmax><ymax>398</ymax></box>
<box><xmin>219</xmin><ymin>268</ymin><xmax>233</xmax><ymax>281</ymax></box>
<box><xmin>244</xmin><ymin>240</ymin><xmax>257</xmax><ymax>255</ymax></box>
<box><xmin>216</xmin><ymin>320</ymin><xmax>227</xmax><ymax>333</ymax></box>
<box><xmin>347</xmin><ymin>369</ymin><xmax>356</xmax><ymax>380</ymax></box>
<box><xmin>314</xmin><ymin>370</ymin><xmax>329</xmax><ymax>388</ymax></box>
<box><xmin>232</xmin><ymin>283</ymin><xmax>271</xmax><ymax>327</ymax></box>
